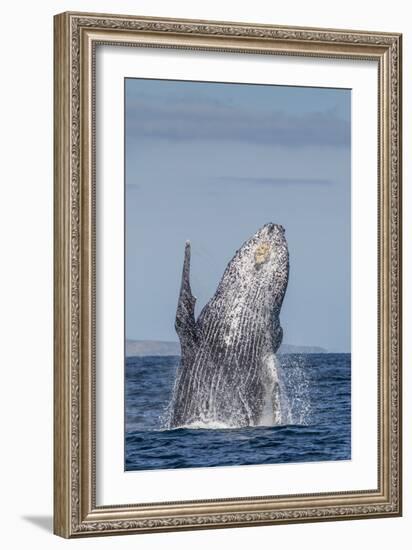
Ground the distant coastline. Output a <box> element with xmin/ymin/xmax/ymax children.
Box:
<box><xmin>126</xmin><ymin>339</ymin><xmax>329</xmax><ymax>357</ymax></box>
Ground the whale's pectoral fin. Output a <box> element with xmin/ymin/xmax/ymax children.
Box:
<box><xmin>272</xmin><ymin>320</ymin><xmax>283</xmax><ymax>354</ymax></box>
<box><xmin>175</xmin><ymin>241</ymin><xmax>200</xmax><ymax>367</ymax></box>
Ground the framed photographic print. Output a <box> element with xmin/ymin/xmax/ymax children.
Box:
<box><xmin>53</xmin><ymin>12</ymin><xmax>402</xmax><ymax>538</ymax></box>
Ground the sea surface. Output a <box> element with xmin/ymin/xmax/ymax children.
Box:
<box><xmin>125</xmin><ymin>353</ymin><xmax>351</xmax><ymax>471</ymax></box>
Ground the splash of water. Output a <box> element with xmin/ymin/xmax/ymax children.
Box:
<box><xmin>277</xmin><ymin>354</ymin><xmax>312</xmax><ymax>425</ymax></box>
<box><xmin>162</xmin><ymin>353</ymin><xmax>311</xmax><ymax>430</ymax></box>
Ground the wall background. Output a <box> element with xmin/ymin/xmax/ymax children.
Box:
<box><xmin>0</xmin><ymin>1</ymin><xmax>409</xmax><ymax>548</ymax></box>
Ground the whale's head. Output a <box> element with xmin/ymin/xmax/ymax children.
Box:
<box><xmin>220</xmin><ymin>223</ymin><xmax>289</xmax><ymax>312</ymax></box>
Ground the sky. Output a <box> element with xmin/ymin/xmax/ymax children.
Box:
<box><xmin>125</xmin><ymin>78</ymin><xmax>351</xmax><ymax>352</ymax></box>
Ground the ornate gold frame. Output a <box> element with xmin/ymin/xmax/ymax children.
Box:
<box><xmin>53</xmin><ymin>11</ymin><xmax>402</xmax><ymax>538</ymax></box>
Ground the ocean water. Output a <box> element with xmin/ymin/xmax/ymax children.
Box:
<box><xmin>125</xmin><ymin>353</ymin><xmax>351</xmax><ymax>471</ymax></box>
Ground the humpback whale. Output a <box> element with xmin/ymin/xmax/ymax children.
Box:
<box><xmin>167</xmin><ymin>223</ymin><xmax>289</xmax><ymax>429</ymax></box>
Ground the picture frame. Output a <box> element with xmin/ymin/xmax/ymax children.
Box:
<box><xmin>53</xmin><ymin>11</ymin><xmax>402</xmax><ymax>538</ymax></box>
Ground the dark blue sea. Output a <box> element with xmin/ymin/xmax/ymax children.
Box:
<box><xmin>125</xmin><ymin>353</ymin><xmax>351</xmax><ymax>471</ymax></box>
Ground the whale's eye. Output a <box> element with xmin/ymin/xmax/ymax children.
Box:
<box><xmin>254</xmin><ymin>241</ymin><xmax>270</xmax><ymax>265</ymax></box>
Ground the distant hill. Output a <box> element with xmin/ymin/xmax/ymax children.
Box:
<box><xmin>126</xmin><ymin>340</ymin><xmax>180</xmax><ymax>357</ymax></box>
<box><xmin>126</xmin><ymin>340</ymin><xmax>327</xmax><ymax>357</ymax></box>
<box><xmin>278</xmin><ymin>344</ymin><xmax>327</xmax><ymax>354</ymax></box>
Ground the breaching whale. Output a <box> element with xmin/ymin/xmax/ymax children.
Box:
<box><xmin>167</xmin><ymin>223</ymin><xmax>289</xmax><ymax>429</ymax></box>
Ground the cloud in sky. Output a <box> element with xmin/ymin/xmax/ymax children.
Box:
<box><xmin>126</xmin><ymin>94</ymin><xmax>350</xmax><ymax>148</ymax></box>
<box><xmin>217</xmin><ymin>176</ymin><xmax>333</xmax><ymax>186</ymax></box>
